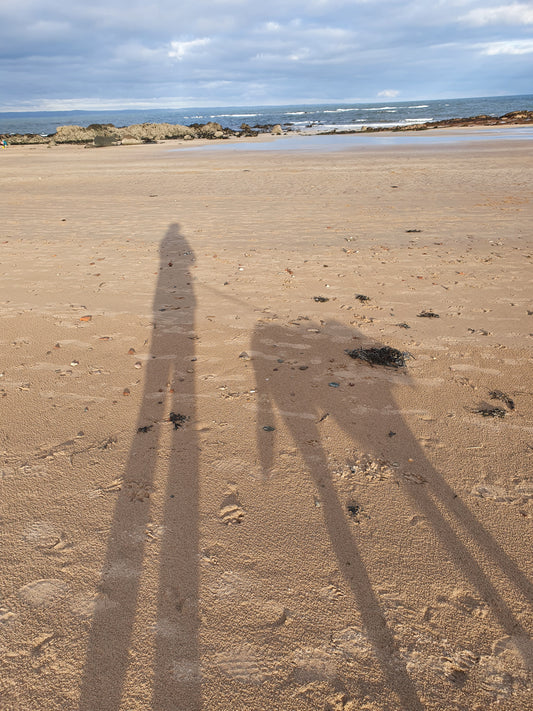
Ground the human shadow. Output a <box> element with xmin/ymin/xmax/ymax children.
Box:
<box><xmin>252</xmin><ymin>319</ymin><xmax>533</xmax><ymax>706</ymax></box>
<box><xmin>79</xmin><ymin>225</ymin><xmax>200</xmax><ymax>710</ymax></box>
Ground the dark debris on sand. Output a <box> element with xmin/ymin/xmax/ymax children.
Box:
<box><xmin>345</xmin><ymin>346</ymin><xmax>412</xmax><ymax>368</ymax></box>
<box><xmin>169</xmin><ymin>412</ymin><xmax>189</xmax><ymax>429</ymax></box>
<box><xmin>417</xmin><ymin>310</ymin><xmax>439</xmax><ymax>318</ymax></box>
<box><xmin>137</xmin><ymin>425</ymin><xmax>154</xmax><ymax>433</ymax></box>
<box><xmin>355</xmin><ymin>294</ymin><xmax>370</xmax><ymax>302</ymax></box>
<box><xmin>313</xmin><ymin>296</ymin><xmax>329</xmax><ymax>302</ymax></box>
<box><xmin>489</xmin><ymin>390</ymin><xmax>515</xmax><ymax>410</ymax></box>
<box><xmin>472</xmin><ymin>403</ymin><xmax>507</xmax><ymax>418</ymax></box>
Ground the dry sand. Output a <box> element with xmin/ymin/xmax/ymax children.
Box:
<box><xmin>1</xmin><ymin>134</ymin><xmax>532</xmax><ymax>711</ymax></box>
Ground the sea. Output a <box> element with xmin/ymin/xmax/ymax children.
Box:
<box><xmin>0</xmin><ymin>94</ymin><xmax>531</xmax><ymax>136</ymax></box>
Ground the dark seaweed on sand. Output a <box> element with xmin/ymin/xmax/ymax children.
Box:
<box><xmin>169</xmin><ymin>412</ymin><xmax>188</xmax><ymax>429</ymax></box>
<box><xmin>345</xmin><ymin>346</ymin><xmax>412</xmax><ymax>368</ymax></box>
<box><xmin>313</xmin><ymin>296</ymin><xmax>329</xmax><ymax>302</ymax></box>
<box><xmin>472</xmin><ymin>404</ymin><xmax>507</xmax><ymax>418</ymax></box>
<box><xmin>355</xmin><ymin>294</ymin><xmax>370</xmax><ymax>302</ymax></box>
<box><xmin>489</xmin><ymin>390</ymin><xmax>515</xmax><ymax>410</ymax></box>
<box><xmin>417</xmin><ymin>310</ymin><xmax>439</xmax><ymax>318</ymax></box>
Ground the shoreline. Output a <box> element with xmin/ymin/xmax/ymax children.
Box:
<box><xmin>3</xmin><ymin>123</ymin><xmax>533</xmax><ymax>158</ymax></box>
<box><xmin>2</xmin><ymin>109</ymin><xmax>532</xmax><ymax>147</ymax></box>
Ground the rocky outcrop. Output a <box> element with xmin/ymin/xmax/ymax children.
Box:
<box><xmin>239</xmin><ymin>123</ymin><xmax>259</xmax><ymax>137</ymax></box>
<box><xmin>54</xmin><ymin>125</ymin><xmax>104</xmax><ymax>143</ymax></box>
<box><xmin>116</xmin><ymin>122</ymin><xmax>196</xmax><ymax>141</ymax></box>
<box><xmin>0</xmin><ymin>133</ymin><xmax>50</xmax><ymax>145</ymax></box>
<box><xmin>1</xmin><ymin>118</ymin><xmax>281</xmax><ymax>145</ymax></box>
<box><xmin>337</xmin><ymin>110</ymin><xmax>533</xmax><ymax>135</ymax></box>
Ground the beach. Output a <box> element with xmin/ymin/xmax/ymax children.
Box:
<box><xmin>1</xmin><ymin>133</ymin><xmax>532</xmax><ymax>710</ymax></box>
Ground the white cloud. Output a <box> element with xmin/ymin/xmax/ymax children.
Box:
<box><xmin>378</xmin><ymin>89</ymin><xmax>400</xmax><ymax>97</ymax></box>
<box><xmin>168</xmin><ymin>37</ymin><xmax>211</xmax><ymax>60</ymax></box>
<box><xmin>460</xmin><ymin>3</ymin><xmax>533</xmax><ymax>26</ymax></box>
<box><xmin>476</xmin><ymin>38</ymin><xmax>533</xmax><ymax>54</ymax></box>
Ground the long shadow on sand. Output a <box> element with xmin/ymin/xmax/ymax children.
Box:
<box><xmin>252</xmin><ymin>320</ymin><xmax>532</xmax><ymax>706</ymax></box>
<box><xmin>79</xmin><ymin>225</ymin><xmax>200</xmax><ymax>711</ymax></box>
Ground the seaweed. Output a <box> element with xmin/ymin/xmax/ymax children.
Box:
<box><xmin>355</xmin><ymin>294</ymin><xmax>370</xmax><ymax>302</ymax></box>
<box><xmin>313</xmin><ymin>296</ymin><xmax>329</xmax><ymax>302</ymax></box>
<box><xmin>137</xmin><ymin>425</ymin><xmax>153</xmax><ymax>433</ymax></box>
<box><xmin>473</xmin><ymin>404</ymin><xmax>507</xmax><ymax>418</ymax></box>
<box><xmin>345</xmin><ymin>346</ymin><xmax>412</xmax><ymax>368</ymax></box>
<box><xmin>346</xmin><ymin>503</ymin><xmax>361</xmax><ymax>518</ymax></box>
<box><xmin>169</xmin><ymin>412</ymin><xmax>188</xmax><ymax>429</ymax></box>
<box><xmin>417</xmin><ymin>310</ymin><xmax>439</xmax><ymax>318</ymax></box>
<box><xmin>489</xmin><ymin>390</ymin><xmax>515</xmax><ymax>410</ymax></box>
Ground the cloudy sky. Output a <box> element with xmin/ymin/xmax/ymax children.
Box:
<box><xmin>1</xmin><ymin>0</ymin><xmax>532</xmax><ymax>110</ymax></box>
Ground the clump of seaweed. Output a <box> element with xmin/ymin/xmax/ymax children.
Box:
<box><xmin>418</xmin><ymin>310</ymin><xmax>439</xmax><ymax>318</ymax></box>
<box><xmin>489</xmin><ymin>390</ymin><xmax>515</xmax><ymax>410</ymax></box>
<box><xmin>472</xmin><ymin>404</ymin><xmax>507</xmax><ymax>418</ymax></box>
<box><xmin>313</xmin><ymin>296</ymin><xmax>329</xmax><ymax>302</ymax></box>
<box><xmin>355</xmin><ymin>294</ymin><xmax>370</xmax><ymax>302</ymax></box>
<box><xmin>169</xmin><ymin>412</ymin><xmax>188</xmax><ymax>429</ymax></box>
<box><xmin>345</xmin><ymin>346</ymin><xmax>412</xmax><ymax>368</ymax></box>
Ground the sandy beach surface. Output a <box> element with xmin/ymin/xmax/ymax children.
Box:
<box><xmin>1</xmin><ymin>133</ymin><xmax>532</xmax><ymax>711</ymax></box>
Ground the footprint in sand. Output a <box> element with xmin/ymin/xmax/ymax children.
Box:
<box><xmin>69</xmin><ymin>593</ymin><xmax>118</xmax><ymax>619</ymax></box>
<box><xmin>403</xmin><ymin>646</ymin><xmax>478</xmax><ymax>688</ymax></box>
<box><xmin>18</xmin><ymin>579</ymin><xmax>69</xmax><ymax>607</ymax></box>
<box><xmin>476</xmin><ymin>635</ymin><xmax>533</xmax><ymax>700</ymax></box>
<box><xmin>22</xmin><ymin>522</ymin><xmax>73</xmax><ymax>555</ymax></box>
<box><xmin>470</xmin><ymin>483</ymin><xmax>533</xmax><ymax>504</ymax></box>
<box><xmin>0</xmin><ymin>604</ymin><xmax>18</xmax><ymax>628</ymax></box>
<box><xmin>219</xmin><ymin>485</ymin><xmax>245</xmax><ymax>525</ymax></box>
<box><xmin>318</xmin><ymin>584</ymin><xmax>345</xmax><ymax>602</ymax></box>
<box><xmin>171</xmin><ymin>660</ymin><xmax>202</xmax><ymax>683</ymax></box>
<box><xmin>290</xmin><ymin>645</ymin><xmax>339</xmax><ymax>684</ymax></box>
<box><xmin>450</xmin><ymin>588</ymin><xmax>489</xmax><ymax>619</ymax></box>
<box><xmin>331</xmin><ymin>627</ymin><xmax>373</xmax><ymax>662</ymax></box>
<box><xmin>214</xmin><ymin>642</ymin><xmax>278</xmax><ymax>684</ymax></box>
<box><xmin>324</xmin><ymin>693</ymin><xmax>357</xmax><ymax>711</ymax></box>
<box><xmin>211</xmin><ymin>570</ymin><xmax>254</xmax><ymax>599</ymax></box>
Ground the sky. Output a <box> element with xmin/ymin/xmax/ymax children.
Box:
<box><xmin>1</xmin><ymin>0</ymin><xmax>532</xmax><ymax>111</ymax></box>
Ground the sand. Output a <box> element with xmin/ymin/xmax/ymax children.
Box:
<box><xmin>1</xmin><ymin>133</ymin><xmax>532</xmax><ymax>711</ymax></box>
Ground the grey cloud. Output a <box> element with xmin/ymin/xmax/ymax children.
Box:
<box><xmin>1</xmin><ymin>0</ymin><xmax>532</xmax><ymax>109</ymax></box>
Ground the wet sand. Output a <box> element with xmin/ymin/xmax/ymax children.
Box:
<box><xmin>1</xmin><ymin>134</ymin><xmax>532</xmax><ymax>710</ymax></box>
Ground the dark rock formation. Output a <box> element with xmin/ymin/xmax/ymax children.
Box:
<box><xmin>329</xmin><ymin>110</ymin><xmax>533</xmax><ymax>135</ymax></box>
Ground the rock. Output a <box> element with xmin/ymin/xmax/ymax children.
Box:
<box><xmin>54</xmin><ymin>125</ymin><xmax>98</xmax><ymax>143</ymax></box>
<box><xmin>94</xmin><ymin>134</ymin><xmax>119</xmax><ymax>147</ymax></box>
<box><xmin>271</xmin><ymin>124</ymin><xmax>283</xmax><ymax>135</ymax></box>
<box><xmin>194</xmin><ymin>122</ymin><xmax>224</xmax><ymax>138</ymax></box>
<box><xmin>120</xmin><ymin>134</ymin><xmax>141</xmax><ymax>145</ymax></box>
<box><xmin>117</xmin><ymin>123</ymin><xmax>196</xmax><ymax>141</ymax></box>
<box><xmin>0</xmin><ymin>133</ymin><xmax>50</xmax><ymax>145</ymax></box>
<box><xmin>239</xmin><ymin>123</ymin><xmax>258</xmax><ymax>137</ymax></box>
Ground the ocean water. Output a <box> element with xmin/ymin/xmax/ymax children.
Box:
<box><xmin>177</xmin><ymin>126</ymin><xmax>533</xmax><ymax>153</ymax></box>
<box><xmin>0</xmin><ymin>95</ymin><xmax>531</xmax><ymax>136</ymax></box>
